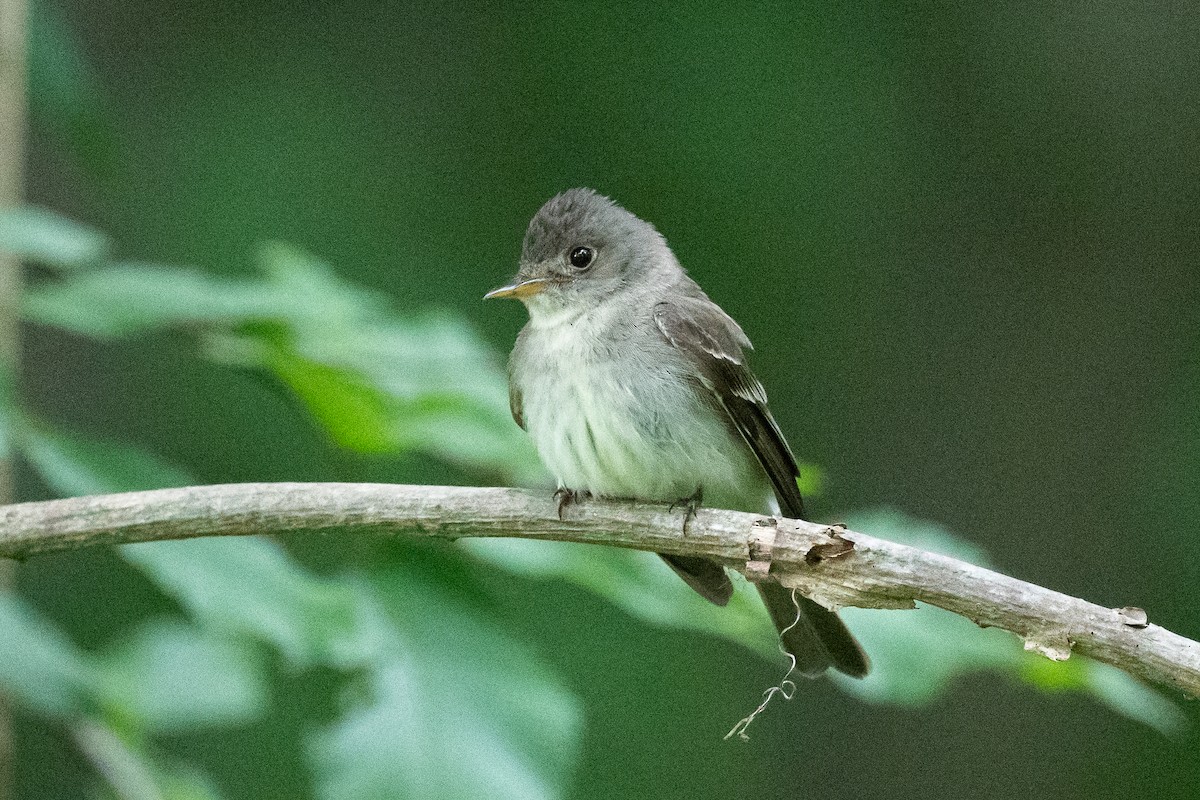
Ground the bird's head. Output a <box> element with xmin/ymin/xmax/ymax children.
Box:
<box><xmin>485</xmin><ymin>188</ymin><xmax>674</xmax><ymax>319</ymax></box>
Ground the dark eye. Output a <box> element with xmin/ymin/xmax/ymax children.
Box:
<box><xmin>569</xmin><ymin>246</ymin><xmax>594</xmax><ymax>269</ymax></box>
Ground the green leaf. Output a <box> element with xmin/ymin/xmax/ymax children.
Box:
<box><xmin>152</xmin><ymin>766</ymin><xmax>229</xmax><ymax>800</ymax></box>
<box><xmin>1020</xmin><ymin>656</ymin><xmax>1186</xmax><ymax>736</ymax></box>
<box><xmin>74</xmin><ymin>718</ymin><xmax>231</xmax><ymax>800</ymax></box>
<box><xmin>121</xmin><ymin>537</ymin><xmax>375</xmax><ymax>670</ymax></box>
<box><xmin>832</xmin><ymin>603</ymin><xmax>1019</xmax><ymax>705</ymax></box>
<box><xmin>465</xmin><ymin>538</ymin><xmax>776</xmax><ymax>657</ymax></box>
<box><xmin>243</xmin><ymin>243</ymin><xmax>543</xmax><ymax>480</ymax></box>
<box><xmin>94</xmin><ymin>619</ymin><xmax>268</xmax><ymax>733</ymax></box>
<box><xmin>18</xmin><ymin>419</ymin><xmax>193</xmax><ymax>496</ymax></box>
<box><xmin>256</xmin><ymin>240</ymin><xmax>392</xmax><ymax>325</ymax></box>
<box><xmin>795</xmin><ymin>461</ymin><xmax>824</xmax><ymax>499</ymax></box>
<box><xmin>23</xmin><ymin>247</ymin><xmax>545</xmax><ymax>482</ymax></box>
<box><xmin>23</xmin><ymin>264</ymin><xmax>287</xmax><ymax>338</ymax></box>
<box><xmin>262</xmin><ymin>347</ymin><xmax>397</xmax><ymax>453</ymax></box>
<box><xmin>0</xmin><ymin>591</ymin><xmax>95</xmax><ymax>718</ymax></box>
<box><xmin>0</xmin><ymin>206</ymin><xmax>110</xmax><ymax>270</ymax></box>
<box><xmin>832</xmin><ymin>508</ymin><xmax>1183</xmax><ymax>733</ymax></box>
<box><xmin>310</xmin><ymin>568</ymin><xmax>581</xmax><ymax>800</ymax></box>
<box><xmin>152</xmin><ymin>765</ymin><xmax>230</xmax><ymax>800</ymax></box>
<box><xmin>22</xmin><ymin>246</ymin><xmax>386</xmax><ymax>339</ymax></box>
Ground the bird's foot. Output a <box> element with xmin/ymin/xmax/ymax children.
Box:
<box><xmin>670</xmin><ymin>486</ymin><xmax>704</xmax><ymax>535</ymax></box>
<box><xmin>554</xmin><ymin>488</ymin><xmax>589</xmax><ymax>520</ymax></box>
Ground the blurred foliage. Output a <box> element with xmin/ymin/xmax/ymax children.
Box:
<box><xmin>8</xmin><ymin>0</ymin><xmax>1200</xmax><ymax>798</ymax></box>
<box><xmin>310</xmin><ymin>566</ymin><xmax>580</xmax><ymax>800</ymax></box>
<box><xmin>122</xmin><ymin>538</ymin><xmax>373</xmax><ymax>671</ymax></box>
<box><xmin>832</xmin><ymin>510</ymin><xmax>1184</xmax><ymax>736</ymax></box>
<box><xmin>94</xmin><ymin>620</ymin><xmax>267</xmax><ymax>735</ymax></box>
<box><xmin>0</xmin><ymin>591</ymin><xmax>95</xmax><ymax>719</ymax></box>
<box><xmin>25</xmin><ymin>0</ymin><xmax>118</xmax><ymax>179</ymax></box>
<box><xmin>467</xmin><ymin>537</ymin><xmax>776</xmax><ymax>655</ymax></box>
<box><xmin>19</xmin><ymin>221</ymin><xmax>543</xmax><ymax>483</ymax></box>
<box><xmin>0</xmin><ymin>207</ymin><xmax>109</xmax><ymax>271</ymax></box>
<box><xmin>17</xmin><ymin>417</ymin><xmax>192</xmax><ymax>497</ymax></box>
<box><xmin>0</xmin><ymin>208</ymin><xmax>1186</xmax><ymax>798</ymax></box>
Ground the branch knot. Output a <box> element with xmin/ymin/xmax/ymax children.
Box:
<box><xmin>744</xmin><ymin>518</ymin><xmax>777</xmax><ymax>583</ymax></box>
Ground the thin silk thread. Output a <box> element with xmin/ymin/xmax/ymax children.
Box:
<box><xmin>724</xmin><ymin>587</ymin><xmax>801</xmax><ymax>741</ymax></box>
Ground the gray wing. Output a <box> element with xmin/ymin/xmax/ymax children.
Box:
<box><xmin>651</xmin><ymin>295</ymin><xmax>807</xmax><ymax>520</ymax></box>
<box><xmin>509</xmin><ymin>380</ymin><xmax>524</xmax><ymax>430</ymax></box>
<box><xmin>507</xmin><ymin>329</ymin><xmax>526</xmax><ymax>430</ymax></box>
<box><xmin>653</xmin><ymin>293</ymin><xmax>869</xmax><ymax>678</ymax></box>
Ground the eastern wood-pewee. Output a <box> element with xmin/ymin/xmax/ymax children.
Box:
<box><xmin>486</xmin><ymin>188</ymin><xmax>868</xmax><ymax>678</ymax></box>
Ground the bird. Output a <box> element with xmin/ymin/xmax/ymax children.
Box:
<box><xmin>485</xmin><ymin>188</ymin><xmax>868</xmax><ymax>678</ymax></box>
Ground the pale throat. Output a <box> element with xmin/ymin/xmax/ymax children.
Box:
<box><xmin>522</xmin><ymin>295</ymin><xmax>587</xmax><ymax>329</ymax></box>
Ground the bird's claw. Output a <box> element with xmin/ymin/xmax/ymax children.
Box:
<box><xmin>670</xmin><ymin>487</ymin><xmax>704</xmax><ymax>535</ymax></box>
<box><xmin>554</xmin><ymin>488</ymin><xmax>588</xmax><ymax>519</ymax></box>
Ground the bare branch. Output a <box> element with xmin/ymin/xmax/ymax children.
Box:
<box><xmin>1</xmin><ymin>482</ymin><xmax>1197</xmax><ymax>697</ymax></box>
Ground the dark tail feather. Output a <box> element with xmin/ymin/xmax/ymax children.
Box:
<box><xmin>758</xmin><ymin>581</ymin><xmax>870</xmax><ymax>678</ymax></box>
<box><xmin>762</xmin><ymin>459</ymin><xmax>869</xmax><ymax>678</ymax></box>
<box><xmin>659</xmin><ymin>553</ymin><xmax>733</xmax><ymax>606</ymax></box>
<box><xmin>660</xmin><ymin>552</ymin><xmax>869</xmax><ymax>676</ymax></box>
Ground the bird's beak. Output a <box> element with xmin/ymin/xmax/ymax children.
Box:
<box><xmin>484</xmin><ymin>277</ymin><xmax>550</xmax><ymax>300</ymax></box>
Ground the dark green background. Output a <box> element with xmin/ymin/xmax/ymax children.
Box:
<box><xmin>19</xmin><ymin>1</ymin><xmax>1200</xmax><ymax>798</ymax></box>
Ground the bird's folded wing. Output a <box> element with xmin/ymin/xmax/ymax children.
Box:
<box><xmin>651</xmin><ymin>295</ymin><xmax>807</xmax><ymax>520</ymax></box>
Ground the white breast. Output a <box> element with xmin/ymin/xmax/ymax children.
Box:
<box><xmin>514</xmin><ymin>304</ymin><xmax>761</xmax><ymax>507</ymax></box>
